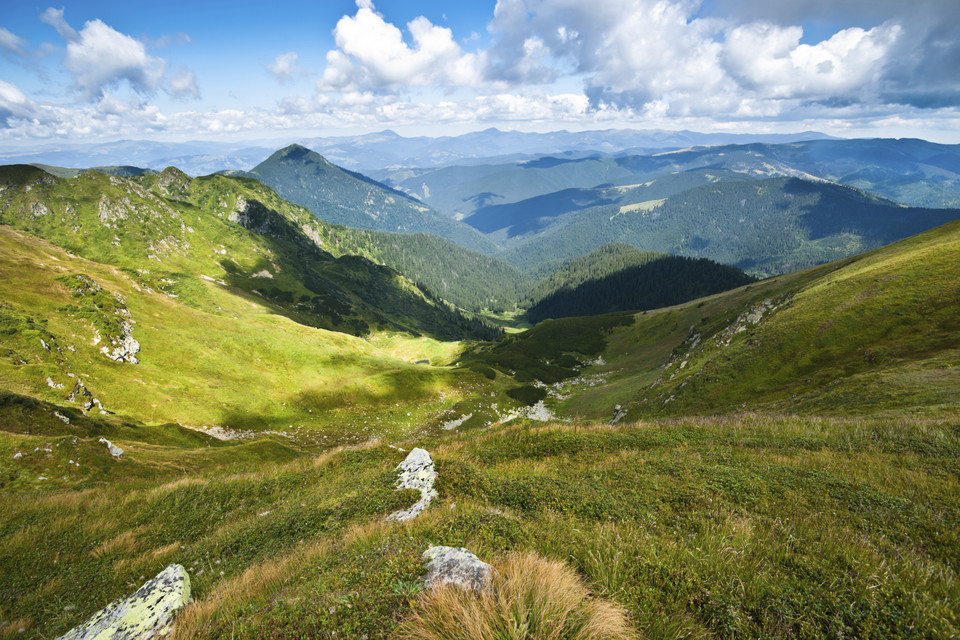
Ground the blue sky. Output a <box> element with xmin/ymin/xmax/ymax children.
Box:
<box><xmin>2</xmin><ymin>0</ymin><xmax>959</xmax><ymax>145</ymax></box>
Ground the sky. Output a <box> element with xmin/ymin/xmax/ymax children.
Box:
<box><xmin>1</xmin><ymin>0</ymin><xmax>960</xmax><ymax>146</ymax></box>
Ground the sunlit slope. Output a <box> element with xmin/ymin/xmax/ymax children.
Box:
<box><xmin>0</xmin><ymin>225</ymin><xmax>491</xmax><ymax>440</ymax></box>
<box><xmin>0</xmin><ymin>164</ymin><xmax>496</xmax><ymax>340</ymax></box>
<box><xmin>479</xmin><ymin>219</ymin><xmax>960</xmax><ymax>421</ymax></box>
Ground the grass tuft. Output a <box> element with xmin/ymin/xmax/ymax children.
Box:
<box><xmin>396</xmin><ymin>551</ymin><xmax>637</xmax><ymax>640</ymax></box>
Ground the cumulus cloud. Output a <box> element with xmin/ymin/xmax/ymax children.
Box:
<box><xmin>317</xmin><ymin>0</ymin><xmax>484</xmax><ymax>92</ymax></box>
<box><xmin>723</xmin><ymin>22</ymin><xmax>902</xmax><ymax>102</ymax></box>
<box><xmin>268</xmin><ymin>51</ymin><xmax>302</xmax><ymax>83</ymax></box>
<box><xmin>62</xmin><ymin>19</ymin><xmax>166</xmax><ymax>100</ymax></box>
<box><xmin>37</xmin><ymin>8</ymin><xmax>203</xmax><ymax>104</ymax></box>
<box><xmin>0</xmin><ymin>80</ymin><xmax>37</xmax><ymax>127</ymax></box>
<box><xmin>477</xmin><ymin>0</ymin><xmax>932</xmax><ymax>115</ymax></box>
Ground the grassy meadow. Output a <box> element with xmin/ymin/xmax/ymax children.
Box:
<box><xmin>1</xmin><ymin>170</ymin><xmax>958</xmax><ymax>639</ymax></box>
<box><xmin>1</xmin><ymin>413</ymin><xmax>956</xmax><ymax>639</ymax></box>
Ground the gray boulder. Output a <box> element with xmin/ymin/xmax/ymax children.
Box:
<box><xmin>387</xmin><ymin>447</ymin><xmax>438</xmax><ymax>522</ymax></box>
<box><xmin>422</xmin><ymin>546</ymin><xmax>493</xmax><ymax>592</ymax></box>
<box><xmin>99</xmin><ymin>438</ymin><xmax>124</xmax><ymax>459</ymax></box>
<box><xmin>56</xmin><ymin>564</ymin><xmax>191</xmax><ymax>640</ymax></box>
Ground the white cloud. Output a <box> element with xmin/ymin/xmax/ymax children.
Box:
<box><xmin>480</xmin><ymin>0</ymin><xmax>911</xmax><ymax>116</ymax></box>
<box><xmin>317</xmin><ymin>1</ymin><xmax>484</xmax><ymax>92</ymax></box>
<box><xmin>0</xmin><ymin>80</ymin><xmax>36</xmax><ymax>125</ymax></box>
<box><xmin>268</xmin><ymin>51</ymin><xmax>302</xmax><ymax>83</ymax></box>
<box><xmin>39</xmin><ymin>7</ymin><xmax>78</xmax><ymax>42</ymax></box>
<box><xmin>169</xmin><ymin>68</ymin><xmax>200</xmax><ymax>99</ymax></box>
<box><xmin>0</xmin><ymin>28</ymin><xmax>27</xmax><ymax>56</ymax></box>
<box><xmin>63</xmin><ymin>19</ymin><xmax>166</xmax><ymax>100</ymax></box>
<box><xmin>2</xmin><ymin>0</ymin><xmax>957</xmax><ymax>143</ymax></box>
<box><xmin>723</xmin><ymin>22</ymin><xmax>902</xmax><ymax>102</ymax></box>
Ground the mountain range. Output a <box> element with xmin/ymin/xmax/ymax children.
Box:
<box><xmin>0</xmin><ymin>127</ymin><xmax>837</xmax><ymax>176</ymax></box>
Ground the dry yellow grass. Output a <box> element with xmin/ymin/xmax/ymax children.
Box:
<box><xmin>0</xmin><ymin>619</ymin><xmax>32</xmax><ymax>637</ymax></box>
<box><xmin>396</xmin><ymin>552</ymin><xmax>638</xmax><ymax>640</ymax></box>
<box><xmin>172</xmin><ymin>539</ymin><xmax>334</xmax><ymax>640</ymax></box>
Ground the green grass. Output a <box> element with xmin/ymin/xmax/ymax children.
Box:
<box><xmin>1</xmin><ymin>170</ymin><xmax>959</xmax><ymax>640</ymax></box>
<box><xmin>0</xmin><ymin>226</ymin><xmax>488</xmax><ymax>442</ymax></box>
<box><xmin>1</xmin><ymin>414</ymin><xmax>956</xmax><ymax>639</ymax></box>
<box><xmin>492</xmin><ymin>218</ymin><xmax>960</xmax><ymax>423</ymax></box>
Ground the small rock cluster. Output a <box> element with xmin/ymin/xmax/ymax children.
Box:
<box><xmin>609</xmin><ymin>404</ymin><xmax>627</xmax><ymax>425</ymax></box>
<box><xmin>385</xmin><ymin>449</ymin><xmax>495</xmax><ymax>594</ymax></box>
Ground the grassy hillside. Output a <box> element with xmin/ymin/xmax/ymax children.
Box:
<box><xmin>1</xmin><ymin>170</ymin><xmax>958</xmax><ymax>639</ymax></box>
<box><xmin>0</xmin><ymin>224</ymin><xmax>509</xmax><ymax>440</ymax></box>
<box><xmin>1</xmin><ymin>396</ymin><xmax>956</xmax><ymax>640</ymax></box>
<box><xmin>0</xmin><ymin>164</ymin><xmax>499</xmax><ymax>341</ymax></box>
<box><xmin>480</xmin><ymin>218</ymin><xmax>960</xmax><ymax>424</ymax></box>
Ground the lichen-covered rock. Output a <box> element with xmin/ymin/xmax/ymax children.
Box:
<box><xmin>387</xmin><ymin>447</ymin><xmax>438</xmax><ymax>522</ymax></box>
<box><xmin>422</xmin><ymin>546</ymin><xmax>493</xmax><ymax>592</ymax></box>
<box><xmin>56</xmin><ymin>564</ymin><xmax>191</xmax><ymax>640</ymax></box>
<box><xmin>99</xmin><ymin>437</ymin><xmax>123</xmax><ymax>459</ymax></box>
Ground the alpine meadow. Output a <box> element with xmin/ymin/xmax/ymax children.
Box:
<box><xmin>1</xmin><ymin>1</ymin><xmax>959</xmax><ymax>639</ymax></box>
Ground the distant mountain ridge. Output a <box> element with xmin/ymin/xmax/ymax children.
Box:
<box><xmin>243</xmin><ymin>145</ymin><xmax>497</xmax><ymax>255</ymax></box>
<box><xmin>0</xmin><ymin>128</ymin><xmax>837</xmax><ymax>175</ymax></box>
<box><xmin>497</xmin><ymin>177</ymin><xmax>960</xmax><ymax>277</ymax></box>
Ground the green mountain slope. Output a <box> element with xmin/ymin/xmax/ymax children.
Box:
<box><xmin>0</xmin><ymin>164</ymin><xmax>497</xmax><ymax>341</ymax></box>
<box><xmin>312</xmin><ymin>228</ymin><xmax>528</xmax><ymax>313</ymax></box>
<box><xmin>499</xmin><ymin>177</ymin><xmax>960</xmax><ymax>276</ymax></box>
<box><xmin>475</xmin><ymin>218</ymin><xmax>960</xmax><ymax>422</ymax></box>
<box><xmin>245</xmin><ymin>145</ymin><xmax>496</xmax><ymax>254</ymax></box>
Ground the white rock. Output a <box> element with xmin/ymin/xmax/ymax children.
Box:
<box><xmin>13</xmin><ymin>452</ymin><xmax>22</xmax><ymax>460</ymax></box>
<box><xmin>99</xmin><ymin>438</ymin><xmax>123</xmax><ymax>459</ymax></box>
<box><xmin>422</xmin><ymin>546</ymin><xmax>493</xmax><ymax>592</ymax></box>
<box><xmin>56</xmin><ymin>564</ymin><xmax>191</xmax><ymax>640</ymax></box>
<box><xmin>387</xmin><ymin>447</ymin><xmax>438</xmax><ymax>522</ymax></box>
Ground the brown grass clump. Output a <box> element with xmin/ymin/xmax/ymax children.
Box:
<box><xmin>396</xmin><ymin>552</ymin><xmax>637</xmax><ymax>640</ymax></box>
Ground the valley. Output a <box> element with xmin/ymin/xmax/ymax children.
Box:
<box><xmin>1</xmin><ymin>133</ymin><xmax>958</xmax><ymax>640</ymax></box>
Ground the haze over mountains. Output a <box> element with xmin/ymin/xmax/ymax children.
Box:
<box><xmin>1</xmin><ymin>128</ymin><xmax>836</xmax><ymax>177</ymax></box>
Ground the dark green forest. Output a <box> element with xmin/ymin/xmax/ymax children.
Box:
<box><xmin>526</xmin><ymin>254</ymin><xmax>756</xmax><ymax>322</ymax></box>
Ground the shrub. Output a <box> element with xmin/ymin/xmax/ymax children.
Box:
<box><xmin>396</xmin><ymin>552</ymin><xmax>636</xmax><ymax>640</ymax></box>
<box><xmin>506</xmin><ymin>386</ymin><xmax>547</xmax><ymax>406</ymax></box>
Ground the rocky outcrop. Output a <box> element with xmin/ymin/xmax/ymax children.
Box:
<box><xmin>59</xmin><ymin>275</ymin><xmax>140</xmax><ymax>364</ymax></box>
<box><xmin>229</xmin><ymin>198</ymin><xmax>277</xmax><ymax>235</ymax></box>
<box><xmin>101</xmin><ymin>327</ymin><xmax>140</xmax><ymax>364</ymax></box>
<box><xmin>56</xmin><ymin>564</ymin><xmax>190</xmax><ymax>640</ymax></box>
<box><xmin>422</xmin><ymin>546</ymin><xmax>493</xmax><ymax>592</ymax></box>
<box><xmin>609</xmin><ymin>404</ymin><xmax>627</xmax><ymax>425</ymax></box>
<box><xmin>387</xmin><ymin>447</ymin><xmax>438</xmax><ymax>522</ymax></box>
